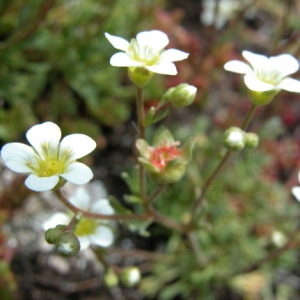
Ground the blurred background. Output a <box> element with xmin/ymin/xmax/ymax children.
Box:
<box><xmin>0</xmin><ymin>0</ymin><xmax>300</xmax><ymax>299</ymax></box>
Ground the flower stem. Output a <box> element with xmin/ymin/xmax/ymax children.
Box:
<box><xmin>136</xmin><ymin>87</ymin><xmax>148</xmax><ymax>206</ymax></box>
<box><xmin>54</xmin><ymin>189</ymin><xmax>148</xmax><ymax>221</ymax></box>
<box><xmin>55</xmin><ymin>189</ymin><xmax>183</xmax><ymax>232</ymax></box>
<box><xmin>241</xmin><ymin>103</ymin><xmax>257</xmax><ymax>130</ymax></box>
<box><xmin>190</xmin><ymin>103</ymin><xmax>257</xmax><ymax>222</ymax></box>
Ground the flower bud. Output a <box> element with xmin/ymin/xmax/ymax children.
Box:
<box><xmin>104</xmin><ymin>268</ymin><xmax>119</xmax><ymax>287</ymax></box>
<box><xmin>128</xmin><ymin>67</ymin><xmax>153</xmax><ymax>88</ymax></box>
<box><xmin>56</xmin><ymin>232</ymin><xmax>81</xmax><ymax>257</ymax></box>
<box><xmin>223</xmin><ymin>127</ymin><xmax>245</xmax><ymax>151</ymax></box>
<box><xmin>162</xmin><ymin>83</ymin><xmax>197</xmax><ymax>107</ymax></box>
<box><xmin>45</xmin><ymin>225</ymin><xmax>67</xmax><ymax>244</ymax></box>
<box><xmin>244</xmin><ymin>132</ymin><xmax>259</xmax><ymax>149</ymax></box>
<box><xmin>120</xmin><ymin>266</ymin><xmax>141</xmax><ymax>287</ymax></box>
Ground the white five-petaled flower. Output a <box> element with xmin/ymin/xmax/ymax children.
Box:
<box><xmin>0</xmin><ymin>122</ymin><xmax>96</xmax><ymax>192</ymax></box>
<box><xmin>105</xmin><ymin>30</ymin><xmax>189</xmax><ymax>75</ymax></box>
<box><xmin>43</xmin><ymin>183</ymin><xmax>115</xmax><ymax>250</ymax></box>
<box><xmin>224</xmin><ymin>50</ymin><xmax>300</xmax><ymax>93</ymax></box>
<box><xmin>292</xmin><ymin>172</ymin><xmax>300</xmax><ymax>202</ymax></box>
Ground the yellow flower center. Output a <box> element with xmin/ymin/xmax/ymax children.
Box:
<box><xmin>75</xmin><ymin>218</ymin><xmax>98</xmax><ymax>236</ymax></box>
<box><xmin>26</xmin><ymin>143</ymin><xmax>73</xmax><ymax>177</ymax></box>
<box><xmin>37</xmin><ymin>159</ymin><xmax>66</xmax><ymax>177</ymax></box>
<box><xmin>255</xmin><ymin>68</ymin><xmax>282</xmax><ymax>86</ymax></box>
<box><xmin>127</xmin><ymin>39</ymin><xmax>160</xmax><ymax>66</ymax></box>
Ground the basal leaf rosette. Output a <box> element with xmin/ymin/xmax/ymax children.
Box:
<box><xmin>224</xmin><ymin>50</ymin><xmax>300</xmax><ymax>105</ymax></box>
<box><xmin>105</xmin><ymin>30</ymin><xmax>189</xmax><ymax>87</ymax></box>
<box><xmin>0</xmin><ymin>122</ymin><xmax>96</xmax><ymax>192</ymax></box>
<box><xmin>136</xmin><ymin>127</ymin><xmax>194</xmax><ymax>184</ymax></box>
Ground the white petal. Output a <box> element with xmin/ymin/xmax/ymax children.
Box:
<box><xmin>105</xmin><ymin>33</ymin><xmax>129</xmax><ymax>51</ymax></box>
<box><xmin>78</xmin><ymin>236</ymin><xmax>92</xmax><ymax>250</ymax></box>
<box><xmin>278</xmin><ymin>77</ymin><xmax>300</xmax><ymax>93</ymax></box>
<box><xmin>291</xmin><ymin>186</ymin><xmax>300</xmax><ymax>202</ymax></box>
<box><xmin>244</xmin><ymin>74</ymin><xmax>275</xmax><ymax>92</ymax></box>
<box><xmin>26</xmin><ymin>122</ymin><xmax>61</xmax><ymax>157</ymax></box>
<box><xmin>242</xmin><ymin>51</ymin><xmax>269</xmax><ymax>70</ymax></box>
<box><xmin>68</xmin><ymin>187</ymin><xmax>91</xmax><ymax>210</ymax></box>
<box><xmin>61</xmin><ymin>162</ymin><xmax>93</xmax><ymax>184</ymax></box>
<box><xmin>91</xmin><ymin>199</ymin><xmax>114</xmax><ymax>215</ymax></box>
<box><xmin>1</xmin><ymin>143</ymin><xmax>36</xmax><ymax>173</ymax></box>
<box><xmin>270</xmin><ymin>54</ymin><xmax>299</xmax><ymax>77</ymax></box>
<box><xmin>147</xmin><ymin>63</ymin><xmax>178</xmax><ymax>75</ymax></box>
<box><xmin>136</xmin><ymin>30</ymin><xmax>169</xmax><ymax>51</ymax></box>
<box><xmin>25</xmin><ymin>174</ymin><xmax>59</xmax><ymax>192</ymax></box>
<box><xmin>91</xmin><ymin>226</ymin><xmax>114</xmax><ymax>247</ymax></box>
<box><xmin>60</xmin><ymin>134</ymin><xmax>96</xmax><ymax>160</ymax></box>
<box><xmin>110</xmin><ymin>52</ymin><xmax>141</xmax><ymax>67</ymax></box>
<box><xmin>42</xmin><ymin>212</ymin><xmax>70</xmax><ymax>230</ymax></box>
<box><xmin>160</xmin><ymin>49</ymin><xmax>189</xmax><ymax>62</ymax></box>
<box><xmin>224</xmin><ymin>60</ymin><xmax>252</xmax><ymax>74</ymax></box>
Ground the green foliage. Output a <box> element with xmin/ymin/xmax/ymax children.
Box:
<box><xmin>0</xmin><ymin>0</ymin><xmax>165</xmax><ymax>142</ymax></box>
<box><xmin>139</xmin><ymin>117</ymin><xmax>299</xmax><ymax>299</ymax></box>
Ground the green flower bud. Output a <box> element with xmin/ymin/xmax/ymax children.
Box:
<box><xmin>56</xmin><ymin>232</ymin><xmax>81</xmax><ymax>257</ymax></box>
<box><xmin>244</xmin><ymin>132</ymin><xmax>259</xmax><ymax>149</ymax></box>
<box><xmin>162</xmin><ymin>83</ymin><xmax>197</xmax><ymax>107</ymax></box>
<box><xmin>128</xmin><ymin>67</ymin><xmax>153</xmax><ymax>88</ymax></box>
<box><xmin>45</xmin><ymin>225</ymin><xmax>67</xmax><ymax>244</ymax></box>
<box><xmin>223</xmin><ymin>127</ymin><xmax>245</xmax><ymax>151</ymax></box>
<box><xmin>120</xmin><ymin>266</ymin><xmax>141</xmax><ymax>287</ymax></box>
<box><xmin>104</xmin><ymin>268</ymin><xmax>119</xmax><ymax>287</ymax></box>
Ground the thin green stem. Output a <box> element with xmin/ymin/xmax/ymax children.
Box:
<box><xmin>190</xmin><ymin>151</ymin><xmax>232</xmax><ymax>220</ymax></box>
<box><xmin>136</xmin><ymin>87</ymin><xmax>147</xmax><ymax>203</ymax></box>
<box><xmin>241</xmin><ymin>103</ymin><xmax>257</xmax><ymax>130</ymax></box>
<box><xmin>190</xmin><ymin>103</ymin><xmax>257</xmax><ymax>222</ymax></box>
<box><xmin>136</xmin><ymin>87</ymin><xmax>145</xmax><ymax>139</ymax></box>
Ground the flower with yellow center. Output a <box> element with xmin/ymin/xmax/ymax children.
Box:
<box><xmin>224</xmin><ymin>51</ymin><xmax>300</xmax><ymax>93</ymax></box>
<box><xmin>105</xmin><ymin>30</ymin><xmax>189</xmax><ymax>75</ymax></box>
<box><xmin>224</xmin><ymin>50</ymin><xmax>300</xmax><ymax>105</ymax></box>
<box><xmin>1</xmin><ymin>122</ymin><xmax>96</xmax><ymax>192</ymax></box>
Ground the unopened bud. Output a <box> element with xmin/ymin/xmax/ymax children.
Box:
<box><xmin>223</xmin><ymin>127</ymin><xmax>245</xmax><ymax>151</ymax></box>
<box><xmin>163</xmin><ymin>83</ymin><xmax>197</xmax><ymax>107</ymax></box>
<box><xmin>45</xmin><ymin>225</ymin><xmax>67</xmax><ymax>244</ymax></box>
<box><xmin>104</xmin><ymin>268</ymin><xmax>119</xmax><ymax>287</ymax></box>
<box><xmin>120</xmin><ymin>266</ymin><xmax>141</xmax><ymax>287</ymax></box>
<box><xmin>56</xmin><ymin>232</ymin><xmax>80</xmax><ymax>257</ymax></box>
<box><xmin>244</xmin><ymin>132</ymin><xmax>259</xmax><ymax>149</ymax></box>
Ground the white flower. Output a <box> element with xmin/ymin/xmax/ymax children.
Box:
<box><xmin>43</xmin><ymin>184</ymin><xmax>115</xmax><ymax>250</ymax></box>
<box><xmin>0</xmin><ymin>122</ymin><xmax>96</xmax><ymax>192</ymax></box>
<box><xmin>201</xmin><ymin>0</ymin><xmax>244</xmax><ymax>29</ymax></box>
<box><xmin>224</xmin><ymin>50</ymin><xmax>300</xmax><ymax>93</ymax></box>
<box><xmin>105</xmin><ymin>30</ymin><xmax>189</xmax><ymax>75</ymax></box>
<box><xmin>292</xmin><ymin>172</ymin><xmax>300</xmax><ymax>202</ymax></box>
